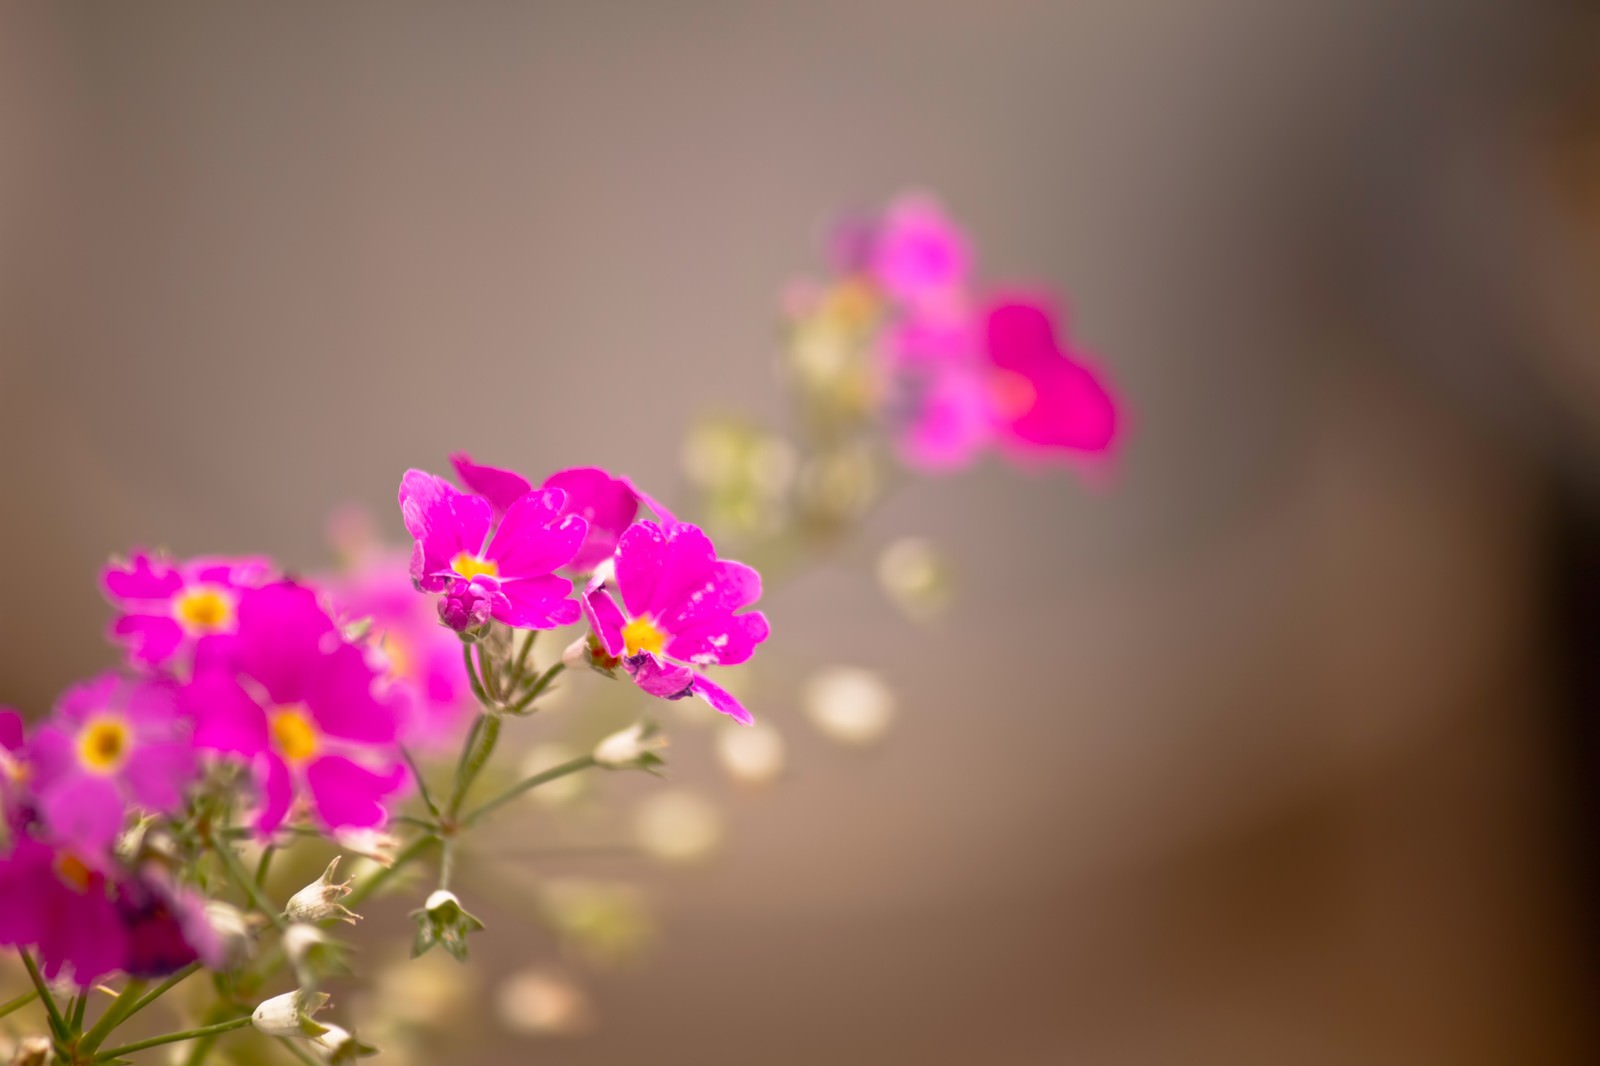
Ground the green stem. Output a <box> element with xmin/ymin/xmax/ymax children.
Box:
<box><xmin>216</xmin><ymin>839</ymin><xmax>287</xmax><ymax>931</ymax></box>
<box><xmin>20</xmin><ymin>950</ymin><xmax>66</xmax><ymax>1041</ymax></box>
<box><xmin>461</xmin><ymin>644</ymin><xmax>489</xmax><ymax>706</ymax></box>
<box><xmin>94</xmin><ymin>1014</ymin><xmax>251</xmax><ymax>1061</ymax></box>
<box><xmin>510</xmin><ymin>630</ymin><xmax>537</xmax><ymax>686</ymax></box>
<box><xmin>399</xmin><ymin>745</ymin><xmax>440</xmax><ymax>818</ymax></box>
<box><xmin>508</xmin><ymin>662</ymin><xmax>565</xmax><ymax>713</ymax></box>
<box><xmin>0</xmin><ymin>989</ymin><xmax>38</xmax><ymax>1022</ymax></box>
<box><xmin>254</xmin><ymin>844</ymin><xmax>277</xmax><ymax>886</ymax></box>
<box><xmin>477</xmin><ymin>642</ymin><xmax>504</xmax><ymax>704</ymax></box>
<box><xmin>277</xmin><ymin>1036</ymin><xmax>323</xmax><ymax>1065</ymax></box>
<box><xmin>439</xmin><ymin>838</ymin><xmax>456</xmax><ymax>892</ymax></box>
<box><xmin>446</xmin><ymin>713</ymin><xmax>502</xmax><ymax>819</ymax></box>
<box><xmin>77</xmin><ymin>978</ymin><xmax>149</xmax><ymax>1055</ymax></box>
<box><xmin>69</xmin><ymin>992</ymin><xmax>87</xmax><ymax>1031</ymax></box>
<box><xmin>463</xmin><ymin>755</ymin><xmax>598</xmax><ymax>828</ymax></box>
<box><xmin>343</xmin><ymin>835</ymin><xmax>437</xmax><ymax>911</ymax></box>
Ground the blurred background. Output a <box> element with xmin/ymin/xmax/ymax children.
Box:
<box><xmin>3</xmin><ymin>1</ymin><xmax>1599</xmax><ymax>1063</ymax></box>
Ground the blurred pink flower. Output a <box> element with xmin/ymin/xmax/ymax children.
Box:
<box><xmin>186</xmin><ymin>582</ymin><xmax>407</xmax><ymax>835</ymax></box>
<box><xmin>0</xmin><ymin>835</ymin><xmax>126</xmax><ymax>985</ymax></box>
<box><xmin>102</xmin><ymin>554</ymin><xmax>274</xmax><ymax>671</ymax></box>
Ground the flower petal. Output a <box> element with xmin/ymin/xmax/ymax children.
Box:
<box><xmin>666</xmin><ymin>610</ymin><xmax>770</xmax><ymax>667</ymax></box>
<box><xmin>235</xmin><ymin>583</ymin><xmax>336</xmax><ymax>705</ymax></box>
<box><xmin>39</xmin><ymin>774</ymin><xmax>125</xmax><ymax>854</ymax></box>
<box><xmin>485</xmin><ymin>488</ymin><xmax>586</xmax><ymax>579</ymax></box>
<box><xmin>306</xmin><ymin>643</ymin><xmax>397</xmax><ymax>744</ymax></box>
<box><xmin>613</xmin><ymin>521</ymin><xmax>666</xmax><ymax>618</ymax></box>
<box><xmin>254</xmin><ymin>754</ymin><xmax>294</xmax><ymax>835</ymax></box>
<box><xmin>647</xmin><ymin>523</ymin><xmax>718</xmax><ymax>620</ymax></box>
<box><xmin>659</xmin><ymin>560</ymin><xmax>763</xmax><ymax>631</ymax></box>
<box><xmin>450</xmin><ymin>453</ymin><xmax>533</xmax><ymax>516</ymax></box>
<box><xmin>582</xmin><ymin>587</ymin><xmax>627</xmax><ymax>658</ymax></box>
<box><xmin>187</xmin><ymin>674</ymin><xmax>269</xmax><ymax>757</ymax></box>
<box><xmin>691</xmin><ymin>674</ymin><xmax>755</xmax><ymax>726</ymax></box>
<box><xmin>306</xmin><ymin>755</ymin><xmax>404</xmax><ymax>830</ymax></box>
<box><xmin>494</xmin><ymin>575</ymin><xmax>581</xmax><ymax>630</ymax></box>
<box><xmin>121</xmin><ymin>741</ymin><xmax>197</xmax><ymax>814</ymax></box>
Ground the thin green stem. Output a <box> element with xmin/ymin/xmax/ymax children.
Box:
<box><xmin>510</xmin><ymin>629</ymin><xmax>537</xmax><ymax>686</ymax></box>
<box><xmin>509</xmin><ymin>662</ymin><xmax>565</xmax><ymax>713</ymax></box>
<box><xmin>69</xmin><ymin>992</ymin><xmax>87</xmax><ymax>1031</ymax></box>
<box><xmin>461</xmin><ymin>644</ymin><xmax>489</xmax><ymax>705</ymax></box>
<box><xmin>463</xmin><ymin>755</ymin><xmax>598</xmax><ymax>828</ymax></box>
<box><xmin>20</xmin><ymin>950</ymin><xmax>66</xmax><ymax>1040</ymax></box>
<box><xmin>477</xmin><ymin>642</ymin><xmax>504</xmax><ymax>704</ymax></box>
<box><xmin>439</xmin><ymin>838</ymin><xmax>456</xmax><ymax>891</ymax></box>
<box><xmin>399</xmin><ymin>745</ymin><xmax>440</xmax><ymax>818</ymax></box>
<box><xmin>94</xmin><ymin>1014</ymin><xmax>251</xmax><ymax>1061</ymax></box>
<box><xmin>446</xmin><ymin>713</ymin><xmax>502</xmax><ymax>819</ymax></box>
<box><xmin>254</xmin><ymin>843</ymin><xmax>277</xmax><ymax>886</ymax></box>
<box><xmin>0</xmin><ymin>989</ymin><xmax>38</xmax><ymax>1022</ymax></box>
<box><xmin>343</xmin><ymin>834</ymin><xmax>437</xmax><ymax>911</ymax></box>
<box><xmin>216</xmin><ymin>839</ymin><xmax>287</xmax><ymax>932</ymax></box>
<box><xmin>78</xmin><ymin>977</ymin><xmax>150</xmax><ymax>1055</ymax></box>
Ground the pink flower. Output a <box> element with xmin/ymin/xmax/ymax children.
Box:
<box><xmin>28</xmin><ymin>674</ymin><xmax>196</xmax><ymax>856</ymax></box>
<box><xmin>400</xmin><ymin>470</ymin><xmax>588</xmax><ymax>631</ymax></box>
<box><xmin>325</xmin><ymin>549</ymin><xmax>474</xmax><ymax>752</ymax></box>
<box><xmin>186</xmin><ymin>582</ymin><xmax>407</xmax><ymax>835</ymax></box>
<box><xmin>103</xmin><ymin>554</ymin><xmax>274</xmax><ymax>671</ymax></box>
<box><xmin>0</xmin><ymin>834</ymin><xmax>127</xmax><ymax>985</ymax></box>
<box><xmin>896</xmin><ymin>298</ymin><xmax>1120</xmax><ymax>471</ymax></box>
<box><xmin>867</xmin><ymin>193</ymin><xmax>971</xmax><ymax>305</ymax></box>
<box><xmin>583</xmin><ymin>521</ymin><xmax>769</xmax><ymax>724</ymax></box>
<box><xmin>450</xmin><ymin>454</ymin><xmax>648</xmax><ymax>570</ymax></box>
<box><xmin>116</xmin><ymin>867</ymin><xmax>222</xmax><ymax>978</ymax></box>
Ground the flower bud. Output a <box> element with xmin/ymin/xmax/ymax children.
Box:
<box><xmin>564</xmin><ymin>633</ymin><xmax>621</xmax><ymax>678</ymax></box>
<box><xmin>9</xmin><ymin>1035</ymin><xmax>50</xmax><ymax>1066</ymax></box>
<box><xmin>438</xmin><ymin>585</ymin><xmax>493</xmax><ymax>633</ymax></box>
<box><xmin>310</xmin><ymin>1023</ymin><xmax>379</xmax><ymax>1063</ymax></box>
<box><xmin>592</xmin><ymin>722</ymin><xmax>667</xmax><ymax>773</ymax></box>
<box><xmin>411</xmin><ymin>889</ymin><xmax>485</xmax><ymax>962</ymax></box>
<box><xmin>286</xmin><ymin>858</ymin><xmax>360</xmax><ymax>925</ymax></box>
<box><xmin>251</xmin><ymin>989</ymin><xmax>332</xmax><ymax>1038</ymax></box>
<box><xmin>283</xmin><ymin>923</ymin><xmax>350</xmax><ymax>990</ymax></box>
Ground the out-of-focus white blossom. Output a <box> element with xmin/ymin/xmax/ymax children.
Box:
<box><xmin>634</xmin><ymin>790</ymin><xmax>724</xmax><ymax>864</ymax></box>
<box><xmin>803</xmin><ymin>666</ymin><xmax>896</xmax><ymax>746</ymax></box>
<box><xmin>495</xmin><ymin>967</ymin><xmax>596</xmax><ymax>1037</ymax></box>
<box><xmin>715</xmin><ymin>719</ymin><xmax>785</xmax><ymax>785</ymax></box>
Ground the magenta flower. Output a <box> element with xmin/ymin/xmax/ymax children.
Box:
<box><xmin>896</xmin><ymin>297</ymin><xmax>1120</xmax><ymax>471</ymax></box>
<box><xmin>28</xmin><ymin>674</ymin><xmax>196</xmax><ymax>856</ymax></box>
<box><xmin>867</xmin><ymin>193</ymin><xmax>971</xmax><ymax>304</ymax></box>
<box><xmin>103</xmin><ymin>554</ymin><xmax>274</xmax><ymax>670</ymax></box>
<box><xmin>116</xmin><ymin>867</ymin><xmax>222</xmax><ymax>978</ymax></box>
<box><xmin>186</xmin><ymin>582</ymin><xmax>406</xmax><ymax>835</ymax></box>
<box><xmin>325</xmin><ymin>549</ymin><xmax>474</xmax><ymax>752</ymax></box>
<box><xmin>583</xmin><ymin>521</ymin><xmax>769</xmax><ymax>724</ymax></box>
<box><xmin>451</xmin><ymin>454</ymin><xmax>645</xmax><ymax>571</ymax></box>
<box><xmin>400</xmin><ymin>470</ymin><xmax>587</xmax><ymax>631</ymax></box>
<box><xmin>0</xmin><ymin>834</ymin><xmax>127</xmax><ymax>985</ymax></box>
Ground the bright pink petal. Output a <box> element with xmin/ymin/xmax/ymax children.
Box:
<box><xmin>691</xmin><ymin>675</ymin><xmax>755</xmax><ymax>726</ymax></box>
<box><xmin>582</xmin><ymin>588</ymin><xmax>627</xmax><ymax>658</ymax></box>
<box><xmin>666</xmin><ymin>610</ymin><xmax>771</xmax><ymax>667</ymax></box>
<box><xmin>121</xmin><ymin>741</ymin><xmax>197</xmax><ymax>814</ymax></box>
<box><xmin>613</xmin><ymin>521</ymin><xmax>666</xmax><ymax>618</ymax></box>
<box><xmin>0</xmin><ymin>709</ymin><xmax>22</xmax><ymax>753</ymax></box>
<box><xmin>306</xmin><ymin>643</ymin><xmax>396</xmax><ymax>744</ymax></box>
<box><xmin>254</xmin><ymin>754</ymin><xmax>294</xmax><ymax>835</ymax></box>
<box><xmin>235</xmin><ymin>583</ymin><xmax>336</xmax><ymax>705</ymax></box>
<box><xmin>870</xmin><ymin>193</ymin><xmax>970</xmax><ymax>303</ymax></box>
<box><xmin>620</xmin><ymin>478</ymin><xmax>679</xmax><ymax>527</ymax></box>
<box><xmin>39</xmin><ymin>774</ymin><xmax>124</xmax><ymax>854</ymax></box>
<box><xmin>896</xmin><ymin>363</ymin><xmax>992</xmax><ymax>472</ymax></box>
<box><xmin>450</xmin><ymin>453</ymin><xmax>533</xmax><ymax>516</ymax></box>
<box><xmin>305</xmin><ymin>755</ymin><xmax>404</xmax><ymax>830</ymax></box>
<box><xmin>494</xmin><ymin>575</ymin><xmax>581</xmax><ymax>629</ymax></box>
<box><xmin>103</xmin><ymin>554</ymin><xmax>182</xmax><ymax>602</ymax></box>
<box><xmin>626</xmin><ymin>655</ymin><xmax>697</xmax><ymax>700</ymax></box>
<box><xmin>110</xmin><ymin>615</ymin><xmax>184</xmax><ymax>666</ymax></box>
<box><xmin>399</xmin><ymin>470</ymin><xmax>493</xmax><ymax>589</ymax></box>
<box><xmin>187</xmin><ymin>674</ymin><xmax>269</xmax><ymax>756</ymax></box>
<box><xmin>26</xmin><ymin>727</ymin><xmax>78</xmax><ymax>786</ymax></box>
<box><xmin>485</xmin><ymin>488</ymin><xmax>586</xmax><ymax>578</ymax></box>
<box><xmin>543</xmin><ymin>467</ymin><xmax>640</xmax><ymax>571</ymax></box>
<box><xmin>659</xmin><ymin>560</ymin><xmax>763</xmax><ymax>631</ymax></box>
<box><xmin>646</xmin><ymin>523</ymin><xmax>718</xmax><ymax>620</ymax></box>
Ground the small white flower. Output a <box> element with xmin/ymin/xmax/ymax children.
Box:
<box><xmin>285</xmin><ymin>857</ymin><xmax>360</xmax><ymax>925</ymax></box>
<box><xmin>412</xmin><ymin>890</ymin><xmax>485</xmax><ymax>961</ymax></box>
<box><xmin>310</xmin><ymin>1023</ymin><xmax>378</xmax><ymax>1063</ymax></box>
<box><xmin>251</xmin><ymin>989</ymin><xmax>330</xmax><ymax>1038</ymax></box>
<box><xmin>592</xmin><ymin>722</ymin><xmax>667</xmax><ymax>771</ymax></box>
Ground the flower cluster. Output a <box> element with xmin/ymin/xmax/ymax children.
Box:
<box><xmin>784</xmin><ymin>192</ymin><xmax>1122</xmax><ymax>472</ymax></box>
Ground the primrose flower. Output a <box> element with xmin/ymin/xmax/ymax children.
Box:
<box><xmin>0</xmin><ymin>834</ymin><xmax>127</xmax><ymax>985</ymax></box>
<box><xmin>896</xmin><ymin>298</ymin><xmax>1119</xmax><ymax>471</ymax></box>
<box><xmin>102</xmin><ymin>553</ymin><xmax>274</xmax><ymax>670</ymax></box>
<box><xmin>450</xmin><ymin>454</ymin><xmax>644</xmax><ymax>571</ymax></box>
<box><xmin>399</xmin><ymin>470</ymin><xmax>587</xmax><ymax>632</ymax></box>
<box><xmin>28</xmin><ymin>674</ymin><xmax>195</xmax><ymax>856</ymax></box>
<box><xmin>186</xmin><ymin>582</ymin><xmax>407</xmax><ymax>835</ymax></box>
<box><xmin>583</xmin><ymin>521</ymin><xmax>769</xmax><ymax>724</ymax></box>
<box><xmin>866</xmin><ymin>193</ymin><xmax>971</xmax><ymax>305</ymax></box>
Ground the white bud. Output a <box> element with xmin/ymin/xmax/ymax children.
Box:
<box><xmin>203</xmin><ymin>901</ymin><xmax>256</xmax><ymax>969</ymax></box>
<box><xmin>562</xmin><ymin>636</ymin><xmax>590</xmax><ymax>669</ymax></box>
<box><xmin>424</xmin><ymin>889</ymin><xmax>458</xmax><ymax>913</ymax></box>
<box><xmin>251</xmin><ymin>989</ymin><xmax>330</xmax><ymax>1038</ymax></box>
<box><xmin>310</xmin><ymin>1023</ymin><xmax>378</xmax><ymax>1063</ymax></box>
<box><xmin>592</xmin><ymin>723</ymin><xmax>667</xmax><ymax>771</ymax></box>
<box><xmin>285</xmin><ymin>858</ymin><xmax>360</xmax><ymax>925</ymax></box>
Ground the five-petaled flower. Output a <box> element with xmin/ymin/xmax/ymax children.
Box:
<box><xmin>185</xmin><ymin>582</ymin><xmax>407</xmax><ymax>835</ymax></box>
<box><xmin>583</xmin><ymin>520</ymin><xmax>769</xmax><ymax>724</ymax></box>
<box><xmin>28</xmin><ymin>673</ymin><xmax>196</xmax><ymax>856</ymax></box>
<box><xmin>102</xmin><ymin>554</ymin><xmax>274</xmax><ymax>670</ymax></box>
<box><xmin>399</xmin><ymin>470</ymin><xmax>588</xmax><ymax>632</ymax></box>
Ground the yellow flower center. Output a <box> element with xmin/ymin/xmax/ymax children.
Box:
<box><xmin>78</xmin><ymin>716</ymin><xmax>131</xmax><ymax>774</ymax></box>
<box><xmin>381</xmin><ymin>634</ymin><xmax>414</xmax><ymax>681</ymax></box>
<box><xmin>451</xmin><ymin>553</ymin><xmax>499</xmax><ymax>581</ymax></box>
<box><xmin>270</xmin><ymin>707</ymin><xmax>318</xmax><ymax>763</ymax></box>
<box><xmin>989</xmin><ymin>369</ymin><xmax>1037</xmax><ymax>420</ymax></box>
<box><xmin>622</xmin><ymin>616</ymin><xmax>668</xmax><ymax>658</ymax></box>
<box><xmin>173</xmin><ymin>586</ymin><xmax>235</xmax><ymax>633</ymax></box>
<box><xmin>54</xmin><ymin>853</ymin><xmax>93</xmax><ymax>893</ymax></box>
